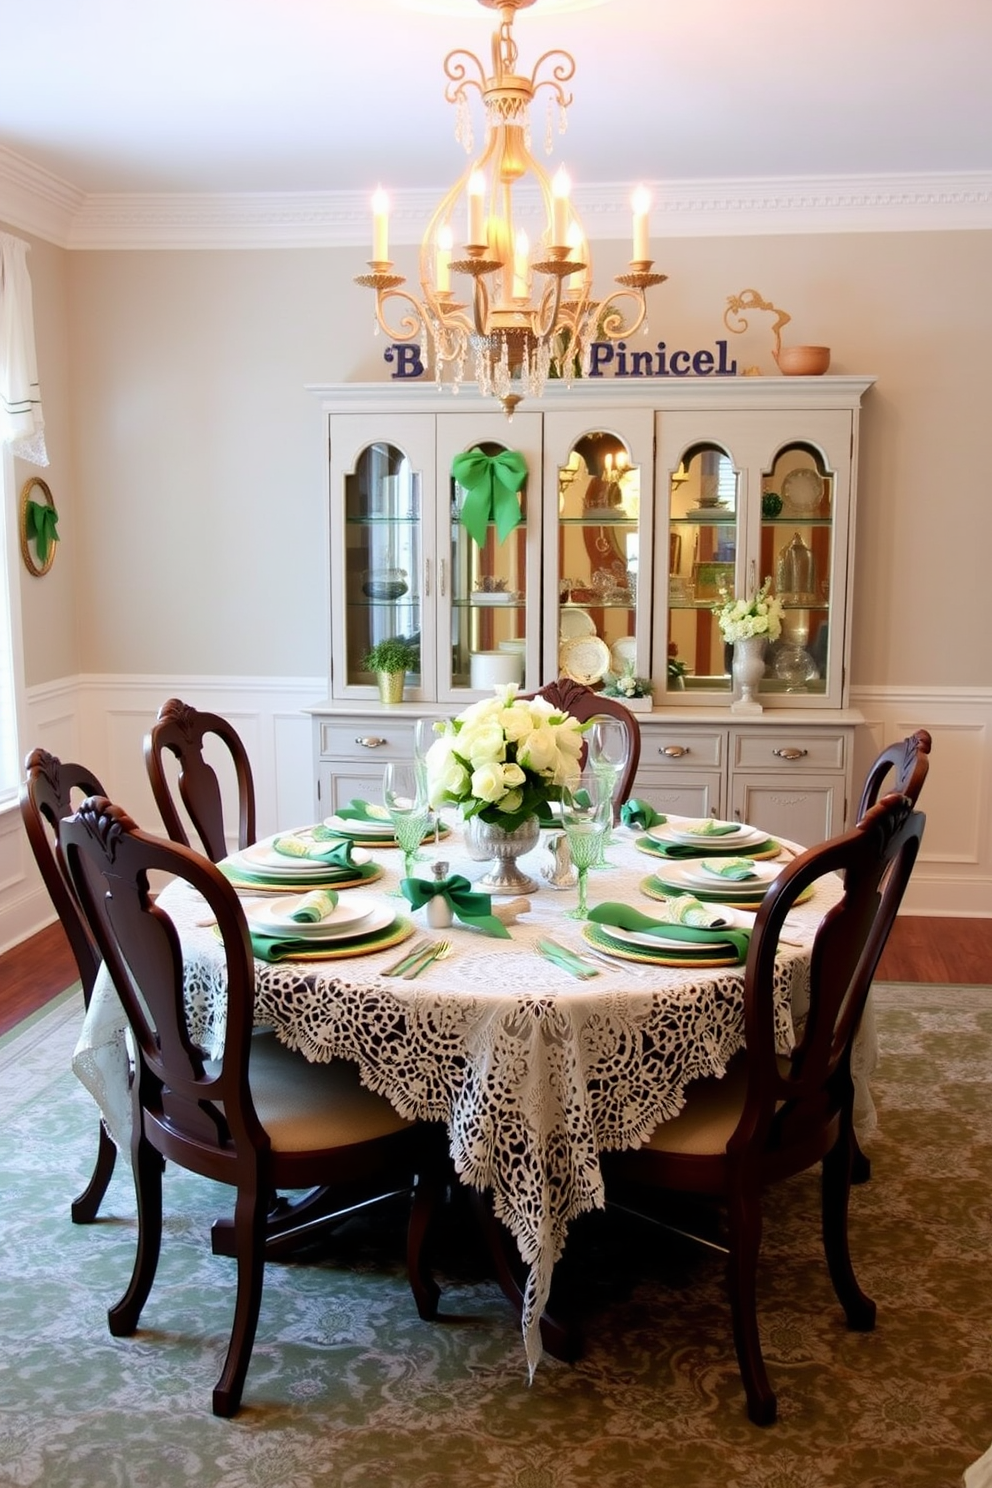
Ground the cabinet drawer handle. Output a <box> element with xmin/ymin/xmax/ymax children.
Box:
<box><xmin>660</xmin><ymin>745</ymin><xmax>690</xmax><ymax>758</ymax></box>
<box><xmin>356</xmin><ymin>736</ymin><xmax>387</xmax><ymax>749</ymax></box>
<box><xmin>772</xmin><ymin>747</ymin><xmax>808</xmax><ymax>761</ymax></box>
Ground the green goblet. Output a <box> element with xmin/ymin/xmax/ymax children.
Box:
<box><xmin>562</xmin><ymin>774</ymin><xmax>612</xmax><ymax>920</ymax></box>
<box><xmin>383</xmin><ymin>763</ymin><xmax>431</xmax><ymax>886</ymax></box>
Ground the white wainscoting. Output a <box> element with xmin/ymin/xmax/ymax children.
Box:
<box><xmin>0</xmin><ymin>673</ymin><xmax>327</xmax><ymax>955</ymax></box>
<box><xmin>2</xmin><ymin>675</ymin><xmax>990</xmax><ymax>955</ymax></box>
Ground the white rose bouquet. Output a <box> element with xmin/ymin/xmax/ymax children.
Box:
<box><xmin>713</xmin><ymin>577</ymin><xmax>784</xmax><ymax>644</ymax></box>
<box><xmin>425</xmin><ymin>685</ymin><xmax>584</xmax><ymax>832</ymax></box>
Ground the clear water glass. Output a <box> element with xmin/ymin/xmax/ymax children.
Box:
<box><xmin>588</xmin><ymin>717</ymin><xmax>628</xmax><ymax>866</ymax></box>
<box><xmin>562</xmin><ymin>774</ymin><xmax>612</xmax><ymax>920</ymax></box>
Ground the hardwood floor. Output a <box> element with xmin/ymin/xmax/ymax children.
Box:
<box><xmin>1</xmin><ymin>913</ymin><xmax>990</xmax><ymax>1040</ymax></box>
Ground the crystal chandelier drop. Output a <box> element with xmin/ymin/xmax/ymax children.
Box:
<box><xmin>356</xmin><ymin>0</ymin><xmax>667</xmax><ymax>417</ymax></box>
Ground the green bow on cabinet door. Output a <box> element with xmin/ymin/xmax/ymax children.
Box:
<box><xmin>451</xmin><ymin>448</ymin><xmax>528</xmax><ymax>547</ymax></box>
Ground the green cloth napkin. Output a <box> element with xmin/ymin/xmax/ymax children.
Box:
<box><xmin>651</xmin><ymin>893</ymin><xmax>726</xmax><ymax>928</ymax></box>
<box><xmin>700</xmin><ymin>857</ymin><xmax>759</xmax><ymax>881</ymax></box>
<box><xmin>334</xmin><ymin>799</ymin><xmax>392</xmax><ymax>825</ymax></box>
<box><xmin>685</xmin><ymin>820</ymin><xmax>741</xmax><ymax>837</ymax></box>
<box><xmin>289</xmin><ymin>889</ymin><xmax>338</xmax><ymax>923</ymax></box>
<box><xmin>400</xmin><ymin>874</ymin><xmax>510</xmax><ymax>937</ymax></box>
<box><xmin>452</xmin><ymin>448</ymin><xmax>528</xmax><ymax>548</ymax></box>
<box><xmin>247</xmin><ymin>920</ymin><xmax>397</xmax><ymax>963</ymax></box>
<box><xmin>272</xmin><ymin>833</ymin><xmax>357</xmax><ymax>868</ymax></box>
<box><xmin>536</xmin><ymin>939</ymin><xmax>598</xmax><ymax>979</ymax></box>
<box><xmin>621</xmin><ymin>799</ymin><xmax>666</xmax><ymax>830</ymax></box>
<box><xmin>637</xmin><ymin>836</ymin><xmax>774</xmax><ymax>860</ymax></box>
<box><xmin>587</xmin><ymin>901</ymin><xmax>751</xmax><ymax>960</ymax></box>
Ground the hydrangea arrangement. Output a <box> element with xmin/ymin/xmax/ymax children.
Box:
<box><xmin>601</xmin><ymin>662</ymin><xmax>652</xmax><ymax>700</ymax></box>
<box><xmin>713</xmin><ymin>578</ymin><xmax>784</xmax><ymax>644</ymax></box>
<box><xmin>424</xmin><ymin>685</ymin><xmax>584</xmax><ymax>832</ymax></box>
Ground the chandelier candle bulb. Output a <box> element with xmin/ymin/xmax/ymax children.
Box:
<box><xmin>372</xmin><ymin>187</ymin><xmax>389</xmax><ymax>264</ymax></box>
<box><xmin>552</xmin><ymin>167</ymin><xmax>571</xmax><ymax>247</ymax></box>
<box><xmin>468</xmin><ymin>171</ymin><xmax>486</xmax><ymax>246</ymax></box>
<box><xmin>436</xmin><ymin>224</ymin><xmax>453</xmax><ymax>295</ymax></box>
<box><xmin>513</xmin><ymin>230</ymin><xmax>530</xmax><ymax>299</ymax></box>
<box><xmin>631</xmin><ymin>186</ymin><xmax>651</xmax><ymax>264</ymax></box>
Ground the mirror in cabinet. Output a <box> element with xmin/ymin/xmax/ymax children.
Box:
<box><xmin>344</xmin><ymin>440</ymin><xmax>422</xmax><ymax>691</ymax></box>
<box><xmin>449</xmin><ymin>439</ymin><xmax>530</xmax><ymax>693</ymax></box>
<box><xmin>762</xmin><ymin>442</ymin><xmax>833</xmax><ymax>697</ymax></box>
<box><xmin>557</xmin><ymin>429</ymin><xmax>642</xmax><ymax>687</ymax></box>
<box><xmin>667</xmin><ymin>442</ymin><xmax>738</xmax><ymax>695</ymax></box>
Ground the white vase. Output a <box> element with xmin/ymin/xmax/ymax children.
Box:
<box><xmin>731</xmin><ymin>635</ymin><xmax>766</xmax><ymax>715</ymax></box>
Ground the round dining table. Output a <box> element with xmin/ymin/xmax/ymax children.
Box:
<box><xmin>73</xmin><ymin>817</ymin><xmax>873</xmax><ymax>1377</ymax></box>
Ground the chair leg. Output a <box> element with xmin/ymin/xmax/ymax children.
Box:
<box><xmin>407</xmin><ymin>1167</ymin><xmax>442</xmax><ymax>1322</ymax></box>
<box><xmin>108</xmin><ymin>1137</ymin><xmax>164</xmax><ymax>1337</ymax></box>
<box><xmin>212</xmin><ymin>1186</ymin><xmax>268</xmax><ymax>1418</ymax></box>
<box><xmin>821</xmin><ymin>1137</ymin><xmax>876</xmax><ymax>1332</ymax></box>
<box><xmin>71</xmin><ymin>1122</ymin><xmax>118</xmax><ymax>1224</ymax></box>
<box><xmin>726</xmin><ymin>1185</ymin><xmax>777</xmax><ymax>1426</ymax></box>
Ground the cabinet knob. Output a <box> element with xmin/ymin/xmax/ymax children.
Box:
<box><xmin>356</xmin><ymin>736</ymin><xmax>387</xmax><ymax>749</ymax></box>
<box><xmin>772</xmin><ymin>747</ymin><xmax>808</xmax><ymax>761</ymax></box>
<box><xmin>660</xmin><ymin>745</ymin><xmax>690</xmax><ymax>758</ymax></box>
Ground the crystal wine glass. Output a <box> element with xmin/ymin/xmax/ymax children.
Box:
<box><xmin>382</xmin><ymin>762</ymin><xmax>431</xmax><ymax>886</ymax></box>
<box><xmin>413</xmin><ymin>715</ymin><xmax>447</xmax><ymax>851</ymax></box>
<box><xmin>587</xmin><ymin>716</ymin><xmax>629</xmax><ymax>866</ymax></box>
<box><xmin>561</xmin><ymin>773</ymin><xmax>612</xmax><ymax>920</ymax></box>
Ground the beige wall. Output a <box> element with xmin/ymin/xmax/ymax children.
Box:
<box><xmin>9</xmin><ymin>227</ymin><xmax>992</xmax><ymax>688</ymax></box>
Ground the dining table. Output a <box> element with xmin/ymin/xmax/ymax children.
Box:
<box><xmin>72</xmin><ymin>810</ymin><xmax>877</xmax><ymax>1378</ymax></box>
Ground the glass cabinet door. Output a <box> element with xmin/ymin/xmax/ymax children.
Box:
<box><xmin>655</xmin><ymin>409</ymin><xmax>854</xmax><ymax>708</ymax></box>
<box><xmin>435</xmin><ymin>413</ymin><xmax>542</xmax><ymax>702</ymax></box>
<box><xmin>329</xmin><ymin>414</ymin><xmax>436</xmax><ymax>701</ymax></box>
<box><xmin>543</xmin><ymin>412</ymin><xmax>654</xmax><ymax>693</ymax></box>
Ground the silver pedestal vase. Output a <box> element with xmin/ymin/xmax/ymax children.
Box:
<box><xmin>468</xmin><ymin>814</ymin><xmax>541</xmax><ymax>894</ymax></box>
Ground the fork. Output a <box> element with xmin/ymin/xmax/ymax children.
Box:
<box><xmin>401</xmin><ymin>939</ymin><xmax>451</xmax><ymax>979</ymax></box>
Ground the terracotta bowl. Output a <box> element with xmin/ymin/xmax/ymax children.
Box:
<box><xmin>776</xmin><ymin>344</ymin><xmax>831</xmax><ymax>376</ymax></box>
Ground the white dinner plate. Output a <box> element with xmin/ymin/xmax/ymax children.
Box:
<box><xmin>245</xmin><ymin>897</ymin><xmax>392</xmax><ymax>941</ymax></box>
<box><xmin>650</xmin><ymin>820</ymin><xmax>768</xmax><ymax>850</ymax></box>
<box><xmin>240</xmin><ymin>839</ymin><xmax>372</xmax><ymax>873</ymax></box>
<box><xmin>610</xmin><ymin>635</ymin><xmax>637</xmax><ymax>673</ymax></box>
<box><xmin>597</xmin><ymin>907</ymin><xmax>746</xmax><ymax>951</ymax></box>
<box><xmin>677</xmin><ymin>859</ymin><xmax>782</xmax><ymax>892</ymax></box>
<box><xmin>559</xmin><ymin>607</ymin><xmax>596</xmax><ymax>640</ymax></box>
<box><xmin>322</xmin><ymin>813</ymin><xmax>395</xmax><ymax>837</ymax></box>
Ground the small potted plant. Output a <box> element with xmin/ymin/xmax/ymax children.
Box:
<box><xmin>601</xmin><ymin>662</ymin><xmax>653</xmax><ymax>712</ymax></box>
<box><xmin>363</xmin><ymin>636</ymin><xmax>418</xmax><ymax>704</ymax></box>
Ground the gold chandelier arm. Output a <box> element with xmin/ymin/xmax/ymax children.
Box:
<box><xmin>528</xmin><ymin>49</ymin><xmax>575</xmax><ymax>107</ymax></box>
<box><xmin>589</xmin><ymin>287</ymin><xmax>649</xmax><ymax>342</ymax></box>
<box><xmin>444</xmin><ymin>50</ymin><xmax>487</xmax><ymax>105</ymax></box>
<box><xmin>371</xmin><ymin>286</ymin><xmax>432</xmax><ymax>344</ymax></box>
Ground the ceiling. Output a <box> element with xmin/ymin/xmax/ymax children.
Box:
<box><xmin>1</xmin><ymin>0</ymin><xmax>990</xmax><ymax>246</ymax></box>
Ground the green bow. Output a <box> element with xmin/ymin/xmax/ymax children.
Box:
<box><xmin>26</xmin><ymin>500</ymin><xmax>59</xmax><ymax>564</ymax></box>
<box><xmin>400</xmin><ymin>873</ymin><xmax>510</xmax><ymax>938</ymax></box>
<box><xmin>452</xmin><ymin>448</ymin><xmax>528</xmax><ymax>548</ymax></box>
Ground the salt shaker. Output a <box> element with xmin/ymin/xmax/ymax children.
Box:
<box><xmin>540</xmin><ymin>831</ymin><xmax>577</xmax><ymax>889</ymax></box>
<box><xmin>426</xmin><ymin>860</ymin><xmax>453</xmax><ymax>927</ymax></box>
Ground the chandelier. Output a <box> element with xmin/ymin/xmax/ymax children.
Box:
<box><xmin>356</xmin><ymin>0</ymin><xmax>667</xmax><ymax>417</ymax></box>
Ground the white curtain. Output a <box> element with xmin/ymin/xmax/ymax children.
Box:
<box><xmin>0</xmin><ymin>233</ymin><xmax>48</xmax><ymax>467</ymax></box>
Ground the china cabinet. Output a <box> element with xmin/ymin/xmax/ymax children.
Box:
<box><xmin>309</xmin><ymin>379</ymin><xmax>873</xmax><ymax>835</ymax></box>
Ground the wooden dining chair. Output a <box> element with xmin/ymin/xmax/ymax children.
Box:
<box><xmin>144</xmin><ymin>697</ymin><xmax>256</xmax><ymax>861</ymax></box>
<box><xmin>19</xmin><ymin>748</ymin><xmax>118</xmax><ymax>1223</ymax></box>
<box><xmin>524</xmin><ymin>677</ymin><xmax>641</xmax><ymax>810</ymax></box>
<box><xmin>857</xmin><ymin>727</ymin><xmax>932</xmax><ymax>821</ymax></box>
<box><xmin>602</xmin><ymin>791</ymin><xmax>925</xmax><ymax>1425</ymax></box>
<box><xmin>60</xmin><ymin>795</ymin><xmax>438</xmax><ymax>1417</ymax></box>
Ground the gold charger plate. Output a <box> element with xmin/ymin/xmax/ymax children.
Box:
<box><xmin>582</xmin><ymin>922</ymin><xmax>741</xmax><ymax>969</ymax></box>
<box><xmin>234</xmin><ymin>916</ymin><xmax>415</xmax><ymax>963</ymax></box>
<box><xmin>220</xmin><ymin>861</ymin><xmax>384</xmax><ymax>894</ymax></box>
<box><xmin>639</xmin><ymin>874</ymin><xmax>814</xmax><ymax>908</ymax></box>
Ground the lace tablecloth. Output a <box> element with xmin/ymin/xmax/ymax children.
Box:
<box><xmin>73</xmin><ymin>826</ymin><xmax>864</xmax><ymax>1377</ymax></box>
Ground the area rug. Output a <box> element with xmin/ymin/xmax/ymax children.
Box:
<box><xmin>0</xmin><ymin>982</ymin><xmax>990</xmax><ymax>1488</ymax></box>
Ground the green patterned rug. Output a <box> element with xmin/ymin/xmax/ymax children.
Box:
<box><xmin>1</xmin><ymin>983</ymin><xmax>990</xmax><ymax>1488</ymax></box>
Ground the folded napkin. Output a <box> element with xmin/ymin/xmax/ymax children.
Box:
<box><xmin>334</xmin><ymin>799</ymin><xmax>392</xmax><ymax>825</ymax></box>
<box><xmin>639</xmin><ymin>836</ymin><xmax>774</xmax><ymax>860</ymax></box>
<box><xmin>272</xmin><ymin>833</ymin><xmax>358</xmax><ymax>869</ymax></box>
<box><xmin>587</xmin><ymin>901</ymin><xmax>751</xmax><ymax>960</ymax></box>
<box><xmin>700</xmin><ymin>857</ymin><xmax>759</xmax><ymax>881</ymax></box>
<box><xmin>685</xmin><ymin>820</ymin><xmax>741</xmax><ymax>837</ymax></box>
<box><xmin>621</xmin><ymin>799</ymin><xmax>666</xmax><ymax>830</ymax></box>
<box><xmin>289</xmin><ymin>889</ymin><xmax>338</xmax><ymax>923</ymax></box>
<box><xmin>400</xmin><ymin>874</ymin><xmax>510</xmax><ymax>938</ymax></box>
<box><xmin>648</xmin><ymin>893</ymin><xmax>727</xmax><ymax>928</ymax></box>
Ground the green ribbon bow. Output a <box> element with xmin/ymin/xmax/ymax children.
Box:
<box><xmin>400</xmin><ymin>873</ymin><xmax>510</xmax><ymax>938</ymax></box>
<box><xmin>452</xmin><ymin>448</ymin><xmax>528</xmax><ymax>548</ymax></box>
<box><xmin>26</xmin><ymin>500</ymin><xmax>59</xmax><ymax>564</ymax></box>
<box><xmin>620</xmin><ymin>798</ymin><xmax>666</xmax><ymax>830</ymax></box>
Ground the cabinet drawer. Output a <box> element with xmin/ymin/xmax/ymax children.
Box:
<box><xmin>316</xmin><ymin>719</ymin><xmax>415</xmax><ymax>762</ymax></box>
<box><xmin>641</xmin><ymin>729</ymin><xmax>724</xmax><ymax>769</ymax></box>
<box><xmin>732</xmin><ymin>729</ymin><xmax>847</xmax><ymax>772</ymax></box>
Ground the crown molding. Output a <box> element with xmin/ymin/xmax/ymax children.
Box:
<box><xmin>2</xmin><ymin>145</ymin><xmax>990</xmax><ymax>250</ymax></box>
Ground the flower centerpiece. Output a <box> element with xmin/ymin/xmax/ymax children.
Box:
<box><xmin>712</xmin><ymin>577</ymin><xmax>784</xmax><ymax>644</ymax></box>
<box><xmin>713</xmin><ymin>578</ymin><xmax>784</xmax><ymax>715</ymax></box>
<box><xmin>601</xmin><ymin>662</ymin><xmax>653</xmax><ymax>711</ymax></box>
<box><xmin>425</xmin><ymin>685</ymin><xmax>585</xmax><ymax>891</ymax></box>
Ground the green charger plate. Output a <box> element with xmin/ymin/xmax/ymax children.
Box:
<box><xmin>582</xmin><ymin>921</ymin><xmax>743</xmax><ymax>969</ymax></box>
